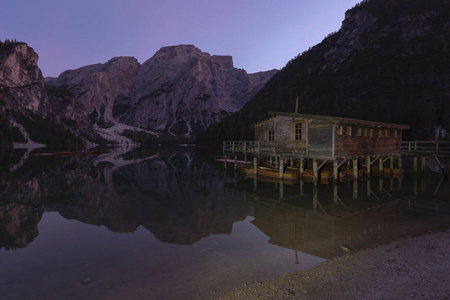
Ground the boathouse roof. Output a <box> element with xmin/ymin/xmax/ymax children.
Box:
<box><xmin>253</xmin><ymin>112</ymin><xmax>410</xmax><ymax>130</ymax></box>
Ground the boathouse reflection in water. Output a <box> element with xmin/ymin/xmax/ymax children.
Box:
<box><xmin>1</xmin><ymin>149</ymin><xmax>449</xmax><ymax>256</ymax></box>
<box><xmin>224</xmin><ymin>163</ymin><xmax>450</xmax><ymax>258</ymax></box>
<box><xmin>2</xmin><ymin>148</ymin><xmax>450</xmax><ymax>300</ymax></box>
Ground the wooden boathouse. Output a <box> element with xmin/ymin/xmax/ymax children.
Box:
<box><xmin>223</xmin><ymin>111</ymin><xmax>410</xmax><ymax>182</ymax></box>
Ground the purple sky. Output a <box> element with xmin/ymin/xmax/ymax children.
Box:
<box><xmin>2</xmin><ymin>0</ymin><xmax>362</xmax><ymax>77</ymax></box>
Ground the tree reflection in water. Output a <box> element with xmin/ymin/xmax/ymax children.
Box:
<box><xmin>0</xmin><ymin>148</ymin><xmax>449</xmax><ymax>299</ymax></box>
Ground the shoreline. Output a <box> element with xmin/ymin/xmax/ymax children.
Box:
<box><xmin>219</xmin><ymin>228</ymin><xmax>450</xmax><ymax>299</ymax></box>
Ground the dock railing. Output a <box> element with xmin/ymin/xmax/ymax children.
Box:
<box><xmin>223</xmin><ymin>141</ymin><xmax>277</xmax><ymax>156</ymax></box>
<box><xmin>402</xmin><ymin>141</ymin><xmax>450</xmax><ymax>155</ymax></box>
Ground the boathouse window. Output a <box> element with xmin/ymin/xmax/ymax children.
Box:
<box><xmin>347</xmin><ymin>126</ymin><xmax>352</xmax><ymax>136</ymax></box>
<box><xmin>363</xmin><ymin>128</ymin><xmax>368</xmax><ymax>137</ymax></box>
<box><xmin>295</xmin><ymin>122</ymin><xmax>302</xmax><ymax>140</ymax></box>
<box><xmin>357</xmin><ymin>127</ymin><xmax>362</xmax><ymax>137</ymax></box>
<box><xmin>369</xmin><ymin>128</ymin><xmax>374</xmax><ymax>137</ymax></box>
<box><xmin>268</xmin><ymin>130</ymin><xmax>275</xmax><ymax>141</ymax></box>
<box><xmin>338</xmin><ymin>126</ymin><xmax>344</xmax><ymax>135</ymax></box>
<box><xmin>385</xmin><ymin>129</ymin><xmax>389</xmax><ymax>137</ymax></box>
<box><xmin>378</xmin><ymin>129</ymin><xmax>382</xmax><ymax>137</ymax></box>
<box><xmin>394</xmin><ymin>130</ymin><xmax>398</xmax><ymax>138</ymax></box>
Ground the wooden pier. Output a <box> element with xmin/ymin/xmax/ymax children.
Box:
<box><xmin>222</xmin><ymin>112</ymin><xmax>449</xmax><ymax>182</ymax></box>
<box><xmin>223</xmin><ymin>111</ymin><xmax>411</xmax><ymax>183</ymax></box>
<box><xmin>401</xmin><ymin>141</ymin><xmax>450</xmax><ymax>155</ymax></box>
<box><xmin>401</xmin><ymin>141</ymin><xmax>450</xmax><ymax>175</ymax></box>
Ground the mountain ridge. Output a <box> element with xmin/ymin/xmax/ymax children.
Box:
<box><xmin>0</xmin><ymin>42</ymin><xmax>276</xmax><ymax>147</ymax></box>
<box><xmin>198</xmin><ymin>0</ymin><xmax>450</xmax><ymax>143</ymax></box>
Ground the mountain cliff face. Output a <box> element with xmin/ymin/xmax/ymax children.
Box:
<box><xmin>1</xmin><ymin>41</ymin><xmax>275</xmax><ymax>146</ymax></box>
<box><xmin>0</xmin><ymin>149</ymin><xmax>250</xmax><ymax>248</ymax></box>
<box><xmin>0</xmin><ymin>42</ymin><xmax>49</xmax><ymax>114</ymax></box>
<box><xmin>0</xmin><ymin>41</ymin><xmax>89</xmax><ymax>146</ymax></box>
<box><xmin>120</xmin><ymin>45</ymin><xmax>275</xmax><ymax>136</ymax></box>
<box><xmin>47</xmin><ymin>45</ymin><xmax>276</xmax><ymax>140</ymax></box>
<box><xmin>199</xmin><ymin>0</ymin><xmax>450</xmax><ymax>143</ymax></box>
<box><xmin>47</xmin><ymin>56</ymin><xmax>141</xmax><ymax>127</ymax></box>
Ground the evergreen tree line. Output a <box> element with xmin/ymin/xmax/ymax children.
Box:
<box><xmin>0</xmin><ymin>102</ymin><xmax>85</xmax><ymax>149</ymax></box>
<box><xmin>196</xmin><ymin>0</ymin><xmax>450</xmax><ymax>145</ymax></box>
<box><xmin>12</xmin><ymin>112</ymin><xmax>85</xmax><ymax>148</ymax></box>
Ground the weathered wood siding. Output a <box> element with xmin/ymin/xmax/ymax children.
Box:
<box><xmin>254</xmin><ymin>116</ymin><xmax>307</xmax><ymax>155</ymax></box>
<box><xmin>307</xmin><ymin>120</ymin><xmax>334</xmax><ymax>157</ymax></box>
<box><xmin>253</xmin><ymin>113</ymin><xmax>406</xmax><ymax>158</ymax></box>
<box><xmin>335</xmin><ymin>124</ymin><xmax>403</xmax><ymax>156</ymax></box>
<box><xmin>273</xmin><ymin>116</ymin><xmax>307</xmax><ymax>155</ymax></box>
<box><xmin>255</xmin><ymin>118</ymin><xmax>275</xmax><ymax>141</ymax></box>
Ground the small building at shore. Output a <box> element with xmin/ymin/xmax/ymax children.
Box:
<box><xmin>433</xmin><ymin>125</ymin><xmax>449</xmax><ymax>141</ymax></box>
<box><xmin>252</xmin><ymin>112</ymin><xmax>410</xmax><ymax>159</ymax></box>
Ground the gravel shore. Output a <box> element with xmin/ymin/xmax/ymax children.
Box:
<box><xmin>220</xmin><ymin>229</ymin><xmax>450</xmax><ymax>299</ymax></box>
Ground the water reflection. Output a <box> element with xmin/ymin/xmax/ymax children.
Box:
<box><xmin>0</xmin><ymin>203</ymin><xmax>43</xmax><ymax>250</ymax></box>
<box><xmin>1</xmin><ymin>149</ymin><xmax>450</xmax><ymax>253</ymax></box>
<box><xmin>1</xmin><ymin>148</ymin><xmax>325</xmax><ymax>299</ymax></box>
<box><xmin>1</xmin><ymin>148</ymin><xmax>450</xmax><ymax>299</ymax></box>
<box><xmin>0</xmin><ymin>148</ymin><xmax>251</xmax><ymax>249</ymax></box>
<box><xmin>224</xmin><ymin>161</ymin><xmax>450</xmax><ymax>258</ymax></box>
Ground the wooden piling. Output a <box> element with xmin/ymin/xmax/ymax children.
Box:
<box><xmin>421</xmin><ymin>156</ymin><xmax>426</xmax><ymax>174</ymax></box>
<box><xmin>279</xmin><ymin>159</ymin><xmax>284</xmax><ymax>180</ymax></box>
<box><xmin>333</xmin><ymin>183</ymin><xmax>338</xmax><ymax>204</ymax></box>
<box><xmin>413</xmin><ymin>156</ymin><xmax>418</xmax><ymax>174</ymax></box>
<box><xmin>366</xmin><ymin>156</ymin><xmax>371</xmax><ymax>178</ymax></box>
<box><xmin>352</xmin><ymin>159</ymin><xmax>358</xmax><ymax>180</ymax></box>
<box><xmin>299</xmin><ymin>158</ymin><xmax>304</xmax><ymax>177</ymax></box>
<box><xmin>279</xmin><ymin>180</ymin><xmax>284</xmax><ymax>199</ymax></box>
<box><xmin>333</xmin><ymin>160</ymin><xmax>338</xmax><ymax>183</ymax></box>
<box><xmin>313</xmin><ymin>159</ymin><xmax>318</xmax><ymax>183</ymax></box>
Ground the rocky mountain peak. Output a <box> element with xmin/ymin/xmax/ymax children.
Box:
<box><xmin>0</xmin><ymin>41</ymin><xmax>48</xmax><ymax>114</ymax></box>
<box><xmin>0</xmin><ymin>43</ymin><xmax>42</xmax><ymax>87</ymax></box>
<box><xmin>2</xmin><ymin>41</ymin><xmax>275</xmax><ymax>145</ymax></box>
<box><xmin>47</xmin><ymin>56</ymin><xmax>141</xmax><ymax>125</ymax></box>
<box><xmin>325</xmin><ymin>9</ymin><xmax>377</xmax><ymax>67</ymax></box>
<box><xmin>211</xmin><ymin>55</ymin><xmax>234</xmax><ymax>70</ymax></box>
<box><xmin>118</xmin><ymin>45</ymin><xmax>276</xmax><ymax>138</ymax></box>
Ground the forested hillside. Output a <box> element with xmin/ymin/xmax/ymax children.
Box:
<box><xmin>197</xmin><ymin>0</ymin><xmax>450</xmax><ymax>144</ymax></box>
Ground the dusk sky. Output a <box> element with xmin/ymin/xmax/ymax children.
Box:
<box><xmin>2</xmin><ymin>0</ymin><xmax>362</xmax><ymax>78</ymax></box>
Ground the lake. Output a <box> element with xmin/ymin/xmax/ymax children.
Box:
<box><xmin>1</xmin><ymin>147</ymin><xmax>449</xmax><ymax>299</ymax></box>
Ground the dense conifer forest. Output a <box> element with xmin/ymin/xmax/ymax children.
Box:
<box><xmin>197</xmin><ymin>0</ymin><xmax>450</xmax><ymax>144</ymax></box>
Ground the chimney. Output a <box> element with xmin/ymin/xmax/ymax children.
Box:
<box><xmin>295</xmin><ymin>96</ymin><xmax>299</xmax><ymax>114</ymax></box>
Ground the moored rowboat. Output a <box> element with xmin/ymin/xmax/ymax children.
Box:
<box><xmin>237</xmin><ymin>163</ymin><xmax>255</xmax><ymax>175</ymax></box>
<box><xmin>257</xmin><ymin>166</ymin><xmax>299</xmax><ymax>180</ymax></box>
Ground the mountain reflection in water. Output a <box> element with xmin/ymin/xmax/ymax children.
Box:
<box><xmin>1</xmin><ymin>148</ymin><xmax>250</xmax><ymax>249</ymax></box>
<box><xmin>0</xmin><ymin>147</ymin><xmax>449</xmax><ymax>299</ymax></box>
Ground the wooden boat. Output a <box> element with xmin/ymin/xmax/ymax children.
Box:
<box><xmin>392</xmin><ymin>169</ymin><xmax>403</xmax><ymax>178</ymax></box>
<box><xmin>237</xmin><ymin>163</ymin><xmax>255</xmax><ymax>175</ymax></box>
<box><xmin>286</xmin><ymin>166</ymin><xmax>301</xmax><ymax>173</ymax></box>
<box><xmin>257</xmin><ymin>174</ymin><xmax>299</xmax><ymax>185</ymax></box>
<box><xmin>320</xmin><ymin>170</ymin><xmax>333</xmax><ymax>184</ymax></box>
<box><xmin>371</xmin><ymin>166</ymin><xmax>382</xmax><ymax>176</ymax></box>
<box><xmin>257</xmin><ymin>166</ymin><xmax>299</xmax><ymax>180</ymax></box>
<box><xmin>53</xmin><ymin>150</ymin><xmax>110</xmax><ymax>157</ymax></box>
<box><xmin>301</xmin><ymin>169</ymin><xmax>314</xmax><ymax>182</ymax></box>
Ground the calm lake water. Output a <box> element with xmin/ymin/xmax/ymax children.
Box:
<box><xmin>1</xmin><ymin>147</ymin><xmax>449</xmax><ymax>299</ymax></box>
